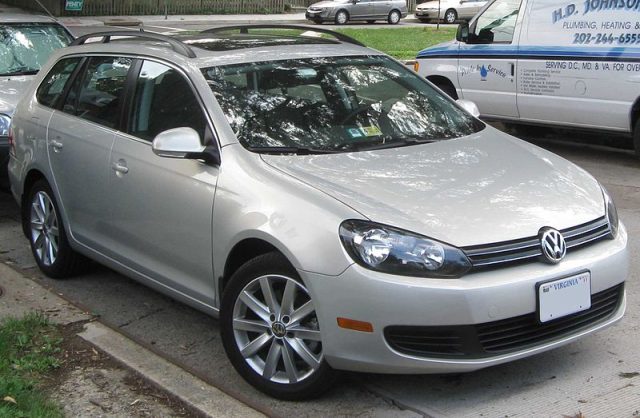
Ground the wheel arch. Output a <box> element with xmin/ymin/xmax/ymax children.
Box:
<box><xmin>219</xmin><ymin>237</ymin><xmax>296</xmax><ymax>302</ymax></box>
<box><xmin>630</xmin><ymin>96</ymin><xmax>640</xmax><ymax>133</ymax></box>
<box><xmin>426</xmin><ymin>75</ymin><xmax>459</xmax><ymax>99</ymax></box>
<box><xmin>20</xmin><ymin>169</ymin><xmax>48</xmax><ymax>237</ymax></box>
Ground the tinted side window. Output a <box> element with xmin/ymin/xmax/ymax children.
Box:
<box><xmin>129</xmin><ymin>60</ymin><xmax>207</xmax><ymax>142</ymax></box>
<box><xmin>36</xmin><ymin>57</ymin><xmax>81</xmax><ymax>108</ymax></box>
<box><xmin>63</xmin><ymin>56</ymin><xmax>132</xmax><ymax>129</ymax></box>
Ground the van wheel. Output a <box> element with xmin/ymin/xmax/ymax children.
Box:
<box><xmin>26</xmin><ymin>180</ymin><xmax>88</xmax><ymax>278</ymax></box>
<box><xmin>220</xmin><ymin>252</ymin><xmax>337</xmax><ymax>400</ymax></box>
<box><xmin>388</xmin><ymin>10</ymin><xmax>401</xmax><ymax>24</ymax></box>
<box><xmin>633</xmin><ymin>119</ymin><xmax>640</xmax><ymax>158</ymax></box>
<box><xmin>335</xmin><ymin>10</ymin><xmax>349</xmax><ymax>25</ymax></box>
<box><xmin>444</xmin><ymin>9</ymin><xmax>457</xmax><ymax>24</ymax></box>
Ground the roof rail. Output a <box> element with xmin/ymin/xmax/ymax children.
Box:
<box><xmin>202</xmin><ymin>24</ymin><xmax>366</xmax><ymax>47</ymax></box>
<box><xmin>70</xmin><ymin>31</ymin><xmax>196</xmax><ymax>58</ymax></box>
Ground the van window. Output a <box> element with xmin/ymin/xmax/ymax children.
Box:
<box><xmin>473</xmin><ymin>0</ymin><xmax>521</xmax><ymax>43</ymax></box>
<box><xmin>62</xmin><ymin>56</ymin><xmax>132</xmax><ymax>129</ymax></box>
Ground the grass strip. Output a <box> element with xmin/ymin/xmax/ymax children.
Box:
<box><xmin>0</xmin><ymin>312</ymin><xmax>64</xmax><ymax>418</ymax></box>
<box><xmin>333</xmin><ymin>27</ymin><xmax>456</xmax><ymax>59</ymax></box>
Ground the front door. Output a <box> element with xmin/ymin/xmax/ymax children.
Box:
<box><xmin>107</xmin><ymin>60</ymin><xmax>218</xmax><ymax>303</ymax></box>
<box><xmin>457</xmin><ymin>0</ymin><xmax>522</xmax><ymax>119</ymax></box>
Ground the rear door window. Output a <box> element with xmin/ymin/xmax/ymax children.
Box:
<box><xmin>62</xmin><ymin>56</ymin><xmax>133</xmax><ymax>129</ymax></box>
<box><xmin>36</xmin><ymin>57</ymin><xmax>81</xmax><ymax>108</ymax></box>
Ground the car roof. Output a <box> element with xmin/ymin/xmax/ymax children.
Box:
<box><xmin>64</xmin><ymin>27</ymin><xmax>381</xmax><ymax>68</ymax></box>
<box><xmin>0</xmin><ymin>13</ymin><xmax>58</xmax><ymax>24</ymax></box>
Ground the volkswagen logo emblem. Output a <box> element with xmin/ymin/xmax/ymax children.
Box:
<box><xmin>271</xmin><ymin>321</ymin><xmax>287</xmax><ymax>338</ymax></box>
<box><xmin>539</xmin><ymin>227</ymin><xmax>567</xmax><ymax>264</ymax></box>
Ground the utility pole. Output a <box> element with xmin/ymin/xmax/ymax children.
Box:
<box><xmin>437</xmin><ymin>0</ymin><xmax>441</xmax><ymax>30</ymax></box>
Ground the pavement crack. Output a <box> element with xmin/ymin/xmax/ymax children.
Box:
<box><xmin>118</xmin><ymin>308</ymin><xmax>164</xmax><ymax>328</ymax></box>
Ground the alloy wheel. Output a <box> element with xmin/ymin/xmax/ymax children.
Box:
<box><xmin>232</xmin><ymin>274</ymin><xmax>323</xmax><ymax>384</ymax></box>
<box><xmin>389</xmin><ymin>10</ymin><xmax>400</xmax><ymax>24</ymax></box>
<box><xmin>445</xmin><ymin>10</ymin><xmax>457</xmax><ymax>23</ymax></box>
<box><xmin>30</xmin><ymin>191</ymin><xmax>59</xmax><ymax>266</ymax></box>
<box><xmin>335</xmin><ymin>11</ymin><xmax>348</xmax><ymax>24</ymax></box>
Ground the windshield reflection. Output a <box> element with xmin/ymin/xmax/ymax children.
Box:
<box><xmin>0</xmin><ymin>23</ymin><xmax>72</xmax><ymax>76</ymax></box>
<box><xmin>203</xmin><ymin>56</ymin><xmax>484</xmax><ymax>154</ymax></box>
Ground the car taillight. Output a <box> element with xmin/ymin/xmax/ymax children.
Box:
<box><xmin>8</xmin><ymin>127</ymin><xmax>14</xmax><ymax>156</ymax></box>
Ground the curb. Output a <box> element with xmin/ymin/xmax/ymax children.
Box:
<box><xmin>0</xmin><ymin>262</ymin><xmax>264</xmax><ymax>418</ymax></box>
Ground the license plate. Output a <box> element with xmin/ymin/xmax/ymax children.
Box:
<box><xmin>538</xmin><ymin>272</ymin><xmax>591</xmax><ymax>323</ymax></box>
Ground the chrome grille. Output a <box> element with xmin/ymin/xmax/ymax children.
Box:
<box><xmin>463</xmin><ymin>216</ymin><xmax>611</xmax><ymax>269</ymax></box>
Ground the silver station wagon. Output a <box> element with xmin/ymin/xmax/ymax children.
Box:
<box><xmin>8</xmin><ymin>26</ymin><xmax>628</xmax><ymax>400</ymax></box>
<box><xmin>306</xmin><ymin>0</ymin><xmax>408</xmax><ymax>24</ymax></box>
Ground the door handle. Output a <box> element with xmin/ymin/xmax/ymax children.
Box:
<box><xmin>51</xmin><ymin>139</ymin><xmax>63</xmax><ymax>152</ymax></box>
<box><xmin>111</xmin><ymin>161</ymin><xmax>129</xmax><ymax>174</ymax></box>
<box><xmin>510</xmin><ymin>63</ymin><xmax>515</xmax><ymax>77</ymax></box>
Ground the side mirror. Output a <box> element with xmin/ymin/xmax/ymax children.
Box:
<box><xmin>456</xmin><ymin>21</ymin><xmax>469</xmax><ymax>42</ymax></box>
<box><xmin>456</xmin><ymin>99</ymin><xmax>480</xmax><ymax>118</ymax></box>
<box><xmin>152</xmin><ymin>127</ymin><xmax>219</xmax><ymax>164</ymax></box>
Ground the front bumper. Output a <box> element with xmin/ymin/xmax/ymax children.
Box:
<box><xmin>415</xmin><ymin>10</ymin><xmax>442</xmax><ymax>19</ymax></box>
<box><xmin>305</xmin><ymin>9</ymin><xmax>330</xmax><ymax>21</ymax></box>
<box><xmin>301</xmin><ymin>224</ymin><xmax>628</xmax><ymax>374</ymax></box>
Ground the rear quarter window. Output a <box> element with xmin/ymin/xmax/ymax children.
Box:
<box><xmin>36</xmin><ymin>57</ymin><xmax>81</xmax><ymax>108</ymax></box>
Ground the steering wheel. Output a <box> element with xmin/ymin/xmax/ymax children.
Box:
<box><xmin>339</xmin><ymin>104</ymin><xmax>374</xmax><ymax>125</ymax></box>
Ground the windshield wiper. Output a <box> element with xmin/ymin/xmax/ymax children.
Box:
<box><xmin>0</xmin><ymin>69</ymin><xmax>39</xmax><ymax>76</ymax></box>
<box><xmin>335</xmin><ymin>136</ymin><xmax>436</xmax><ymax>152</ymax></box>
<box><xmin>246</xmin><ymin>146</ymin><xmax>341</xmax><ymax>155</ymax></box>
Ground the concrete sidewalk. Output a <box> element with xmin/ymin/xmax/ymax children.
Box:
<box><xmin>0</xmin><ymin>261</ymin><xmax>264</xmax><ymax>418</ymax></box>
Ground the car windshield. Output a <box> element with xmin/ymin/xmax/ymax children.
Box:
<box><xmin>203</xmin><ymin>55</ymin><xmax>483</xmax><ymax>154</ymax></box>
<box><xmin>0</xmin><ymin>23</ymin><xmax>72</xmax><ymax>76</ymax></box>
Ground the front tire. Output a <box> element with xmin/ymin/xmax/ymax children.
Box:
<box><xmin>444</xmin><ymin>9</ymin><xmax>457</xmax><ymax>24</ymax></box>
<box><xmin>388</xmin><ymin>10</ymin><xmax>401</xmax><ymax>24</ymax></box>
<box><xmin>334</xmin><ymin>10</ymin><xmax>349</xmax><ymax>25</ymax></box>
<box><xmin>220</xmin><ymin>252</ymin><xmax>336</xmax><ymax>400</ymax></box>
<box><xmin>26</xmin><ymin>180</ymin><xmax>87</xmax><ymax>278</ymax></box>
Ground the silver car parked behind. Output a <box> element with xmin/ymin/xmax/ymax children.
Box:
<box><xmin>8</xmin><ymin>26</ymin><xmax>628</xmax><ymax>401</ymax></box>
<box><xmin>306</xmin><ymin>0</ymin><xmax>408</xmax><ymax>24</ymax></box>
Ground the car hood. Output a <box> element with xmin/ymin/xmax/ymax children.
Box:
<box><xmin>309</xmin><ymin>0</ymin><xmax>349</xmax><ymax>6</ymax></box>
<box><xmin>261</xmin><ymin>128</ymin><xmax>605</xmax><ymax>247</ymax></box>
<box><xmin>0</xmin><ymin>75</ymin><xmax>34</xmax><ymax>116</ymax></box>
<box><xmin>417</xmin><ymin>39</ymin><xmax>459</xmax><ymax>58</ymax></box>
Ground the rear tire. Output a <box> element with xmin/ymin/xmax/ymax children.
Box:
<box><xmin>388</xmin><ymin>10</ymin><xmax>401</xmax><ymax>24</ymax></box>
<box><xmin>25</xmin><ymin>180</ymin><xmax>88</xmax><ymax>278</ymax></box>
<box><xmin>444</xmin><ymin>9</ymin><xmax>457</xmax><ymax>24</ymax></box>
<box><xmin>335</xmin><ymin>10</ymin><xmax>349</xmax><ymax>25</ymax></box>
<box><xmin>220</xmin><ymin>252</ymin><xmax>337</xmax><ymax>400</ymax></box>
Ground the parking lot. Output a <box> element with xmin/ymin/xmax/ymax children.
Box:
<box><xmin>1</xmin><ymin>130</ymin><xmax>637</xmax><ymax>417</ymax></box>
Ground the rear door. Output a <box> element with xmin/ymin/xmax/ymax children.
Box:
<box><xmin>105</xmin><ymin>59</ymin><xmax>218</xmax><ymax>302</ymax></box>
<box><xmin>47</xmin><ymin>56</ymin><xmax>133</xmax><ymax>250</ymax></box>
<box><xmin>457</xmin><ymin>0</ymin><xmax>523</xmax><ymax>118</ymax></box>
<box><xmin>351</xmin><ymin>0</ymin><xmax>375</xmax><ymax>19</ymax></box>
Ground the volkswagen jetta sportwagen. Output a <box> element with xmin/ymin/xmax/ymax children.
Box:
<box><xmin>7</xmin><ymin>26</ymin><xmax>628</xmax><ymax>400</ymax></box>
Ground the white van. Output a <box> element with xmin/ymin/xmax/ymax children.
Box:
<box><xmin>415</xmin><ymin>0</ymin><xmax>640</xmax><ymax>154</ymax></box>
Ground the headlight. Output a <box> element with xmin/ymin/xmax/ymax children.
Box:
<box><xmin>601</xmin><ymin>185</ymin><xmax>619</xmax><ymax>238</ymax></box>
<box><xmin>339</xmin><ymin>220</ymin><xmax>471</xmax><ymax>278</ymax></box>
<box><xmin>0</xmin><ymin>114</ymin><xmax>11</xmax><ymax>137</ymax></box>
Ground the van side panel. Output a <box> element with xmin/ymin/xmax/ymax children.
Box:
<box><xmin>516</xmin><ymin>0</ymin><xmax>640</xmax><ymax>132</ymax></box>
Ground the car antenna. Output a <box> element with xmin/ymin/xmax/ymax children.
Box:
<box><xmin>33</xmin><ymin>0</ymin><xmax>57</xmax><ymax>20</ymax></box>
